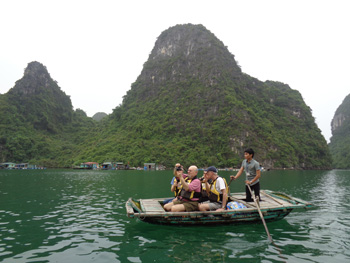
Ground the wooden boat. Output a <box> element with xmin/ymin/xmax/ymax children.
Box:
<box><xmin>125</xmin><ymin>190</ymin><xmax>313</xmax><ymax>225</ymax></box>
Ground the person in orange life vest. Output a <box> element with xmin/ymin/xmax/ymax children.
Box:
<box><xmin>198</xmin><ymin>166</ymin><xmax>228</xmax><ymax>212</ymax></box>
<box><xmin>164</xmin><ymin>165</ymin><xmax>201</xmax><ymax>212</ymax></box>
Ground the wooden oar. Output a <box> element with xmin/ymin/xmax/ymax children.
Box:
<box><xmin>227</xmin><ymin>176</ymin><xmax>234</xmax><ymax>194</ymax></box>
<box><xmin>247</xmin><ymin>185</ymin><xmax>273</xmax><ymax>242</ymax></box>
<box><xmin>228</xmin><ymin>176</ymin><xmax>234</xmax><ymax>185</ymax></box>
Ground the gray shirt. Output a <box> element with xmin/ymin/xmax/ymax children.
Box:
<box><xmin>241</xmin><ymin>159</ymin><xmax>260</xmax><ymax>186</ymax></box>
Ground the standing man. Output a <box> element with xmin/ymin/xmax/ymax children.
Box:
<box><xmin>198</xmin><ymin>166</ymin><xmax>228</xmax><ymax>212</ymax></box>
<box><xmin>230</xmin><ymin>148</ymin><xmax>261</xmax><ymax>202</ymax></box>
<box><xmin>164</xmin><ymin>165</ymin><xmax>201</xmax><ymax>212</ymax></box>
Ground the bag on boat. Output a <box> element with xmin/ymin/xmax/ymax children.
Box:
<box><xmin>226</xmin><ymin>201</ymin><xmax>247</xmax><ymax>210</ymax></box>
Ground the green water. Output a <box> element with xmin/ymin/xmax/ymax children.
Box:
<box><xmin>0</xmin><ymin>169</ymin><xmax>349</xmax><ymax>262</ymax></box>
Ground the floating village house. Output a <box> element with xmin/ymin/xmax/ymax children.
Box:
<box><xmin>15</xmin><ymin>163</ymin><xmax>29</xmax><ymax>169</ymax></box>
<box><xmin>116</xmin><ymin>162</ymin><xmax>126</xmax><ymax>169</ymax></box>
<box><xmin>14</xmin><ymin>163</ymin><xmax>38</xmax><ymax>169</ymax></box>
<box><xmin>101</xmin><ymin>162</ymin><xmax>115</xmax><ymax>170</ymax></box>
<box><xmin>0</xmin><ymin>162</ymin><xmax>16</xmax><ymax>169</ymax></box>
<box><xmin>144</xmin><ymin>163</ymin><xmax>156</xmax><ymax>170</ymax></box>
<box><xmin>81</xmin><ymin>162</ymin><xmax>99</xmax><ymax>169</ymax></box>
<box><xmin>101</xmin><ymin>162</ymin><xmax>126</xmax><ymax>170</ymax></box>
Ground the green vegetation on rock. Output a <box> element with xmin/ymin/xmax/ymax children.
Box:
<box><xmin>0</xmin><ymin>24</ymin><xmax>332</xmax><ymax>169</ymax></box>
<box><xmin>329</xmin><ymin>93</ymin><xmax>350</xmax><ymax>168</ymax></box>
<box><xmin>0</xmin><ymin>62</ymin><xmax>97</xmax><ymax>167</ymax></box>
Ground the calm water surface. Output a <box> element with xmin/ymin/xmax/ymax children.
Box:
<box><xmin>0</xmin><ymin>169</ymin><xmax>349</xmax><ymax>262</ymax></box>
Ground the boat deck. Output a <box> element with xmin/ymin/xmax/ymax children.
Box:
<box><xmin>140</xmin><ymin>199</ymin><xmax>165</xmax><ymax>212</ymax></box>
<box><xmin>229</xmin><ymin>191</ymin><xmax>290</xmax><ymax>209</ymax></box>
<box><xmin>138</xmin><ymin>190</ymin><xmax>293</xmax><ymax>213</ymax></box>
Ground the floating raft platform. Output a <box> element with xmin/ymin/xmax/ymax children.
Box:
<box><xmin>125</xmin><ymin>190</ymin><xmax>313</xmax><ymax>226</ymax></box>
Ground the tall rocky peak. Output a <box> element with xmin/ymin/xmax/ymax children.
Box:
<box><xmin>331</xmin><ymin>93</ymin><xmax>350</xmax><ymax>135</ymax></box>
<box><xmin>113</xmin><ymin>24</ymin><xmax>331</xmax><ymax>169</ymax></box>
<box><xmin>10</xmin><ymin>61</ymin><xmax>54</xmax><ymax>95</ymax></box>
<box><xmin>7</xmin><ymin>61</ymin><xmax>73</xmax><ymax>132</ymax></box>
<box><xmin>127</xmin><ymin>24</ymin><xmax>242</xmax><ymax>103</ymax></box>
<box><xmin>329</xmin><ymin>93</ymin><xmax>350</xmax><ymax>168</ymax></box>
<box><xmin>92</xmin><ymin>112</ymin><xmax>108</xmax><ymax>122</ymax></box>
<box><xmin>144</xmin><ymin>24</ymin><xmax>241</xmax><ymax>82</ymax></box>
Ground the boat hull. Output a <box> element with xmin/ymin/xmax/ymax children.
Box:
<box><xmin>126</xmin><ymin>190</ymin><xmax>312</xmax><ymax>226</ymax></box>
<box><xmin>133</xmin><ymin>209</ymin><xmax>292</xmax><ymax>226</ymax></box>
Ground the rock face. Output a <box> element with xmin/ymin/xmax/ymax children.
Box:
<box><xmin>0</xmin><ymin>25</ymin><xmax>333</xmax><ymax>169</ymax></box>
<box><xmin>110</xmin><ymin>24</ymin><xmax>332</xmax><ymax>169</ymax></box>
<box><xmin>12</xmin><ymin>62</ymin><xmax>54</xmax><ymax>94</ymax></box>
<box><xmin>329</xmin><ymin>93</ymin><xmax>350</xmax><ymax>168</ymax></box>
<box><xmin>139</xmin><ymin>24</ymin><xmax>241</xmax><ymax>87</ymax></box>
<box><xmin>0</xmin><ymin>61</ymin><xmax>94</xmax><ymax>166</ymax></box>
<box><xmin>331</xmin><ymin>113</ymin><xmax>346</xmax><ymax>134</ymax></box>
<box><xmin>92</xmin><ymin>112</ymin><xmax>107</xmax><ymax>122</ymax></box>
<box><xmin>8</xmin><ymin>61</ymin><xmax>73</xmax><ymax>133</ymax></box>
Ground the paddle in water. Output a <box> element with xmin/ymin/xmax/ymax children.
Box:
<box><xmin>247</xmin><ymin>184</ymin><xmax>273</xmax><ymax>242</ymax></box>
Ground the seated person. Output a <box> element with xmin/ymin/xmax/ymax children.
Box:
<box><xmin>199</xmin><ymin>170</ymin><xmax>209</xmax><ymax>202</ymax></box>
<box><xmin>198</xmin><ymin>166</ymin><xmax>228</xmax><ymax>212</ymax></box>
<box><xmin>164</xmin><ymin>165</ymin><xmax>201</xmax><ymax>212</ymax></box>
<box><xmin>163</xmin><ymin>163</ymin><xmax>182</xmax><ymax>205</ymax></box>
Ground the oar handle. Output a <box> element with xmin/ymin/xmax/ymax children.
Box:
<box><xmin>228</xmin><ymin>175</ymin><xmax>236</xmax><ymax>186</ymax></box>
<box><xmin>228</xmin><ymin>177</ymin><xmax>234</xmax><ymax>186</ymax></box>
<box><xmin>227</xmin><ymin>176</ymin><xmax>235</xmax><ymax>196</ymax></box>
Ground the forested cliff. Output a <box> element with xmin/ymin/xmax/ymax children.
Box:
<box><xmin>329</xmin><ymin>93</ymin><xmax>350</xmax><ymax>168</ymax></box>
<box><xmin>0</xmin><ymin>62</ymin><xmax>96</xmax><ymax>167</ymax></box>
<box><xmin>0</xmin><ymin>24</ymin><xmax>332</xmax><ymax>169</ymax></box>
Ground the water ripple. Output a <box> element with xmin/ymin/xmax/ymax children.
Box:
<box><xmin>1</xmin><ymin>169</ymin><xmax>350</xmax><ymax>262</ymax></box>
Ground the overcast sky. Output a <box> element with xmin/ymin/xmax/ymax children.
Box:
<box><xmin>1</xmin><ymin>0</ymin><xmax>349</xmax><ymax>142</ymax></box>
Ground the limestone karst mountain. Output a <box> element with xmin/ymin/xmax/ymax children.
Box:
<box><xmin>105</xmin><ymin>24</ymin><xmax>331</xmax><ymax>169</ymax></box>
<box><xmin>92</xmin><ymin>112</ymin><xmax>108</xmax><ymax>122</ymax></box>
<box><xmin>0</xmin><ymin>61</ymin><xmax>95</xmax><ymax>165</ymax></box>
<box><xmin>0</xmin><ymin>25</ymin><xmax>332</xmax><ymax>169</ymax></box>
<box><xmin>329</xmin><ymin>93</ymin><xmax>350</xmax><ymax>168</ymax></box>
<box><xmin>7</xmin><ymin>61</ymin><xmax>73</xmax><ymax>133</ymax></box>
